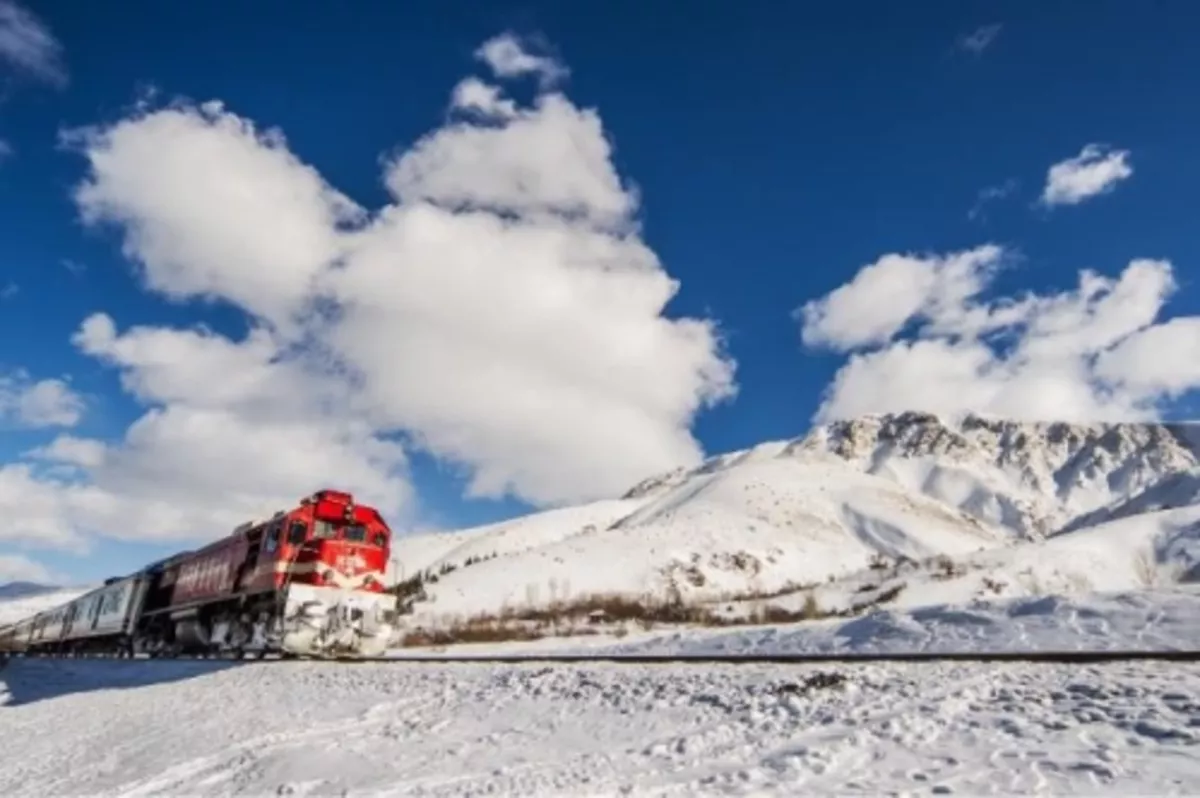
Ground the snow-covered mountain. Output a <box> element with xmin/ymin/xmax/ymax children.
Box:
<box><xmin>0</xmin><ymin>584</ymin><xmax>88</xmax><ymax>626</ymax></box>
<box><xmin>392</xmin><ymin>412</ymin><xmax>1200</xmax><ymax>633</ymax></box>
<box><xmin>0</xmin><ymin>582</ymin><xmax>60</xmax><ymax>601</ymax></box>
<box><xmin>798</xmin><ymin>411</ymin><xmax>1200</xmax><ymax>538</ymax></box>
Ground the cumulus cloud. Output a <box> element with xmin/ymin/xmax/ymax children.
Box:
<box><xmin>5</xmin><ymin>33</ymin><xmax>734</xmax><ymax>553</ymax></box>
<box><xmin>798</xmin><ymin>245</ymin><xmax>1008</xmax><ymax>350</ymax></box>
<box><xmin>67</xmin><ymin>100</ymin><xmax>364</xmax><ymax>329</ymax></box>
<box><xmin>0</xmin><ymin>0</ymin><xmax>66</xmax><ymax>86</ymax></box>
<box><xmin>1040</xmin><ymin>144</ymin><xmax>1133</xmax><ymax>207</ymax></box>
<box><xmin>0</xmin><ymin>371</ymin><xmax>84</xmax><ymax>427</ymax></box>
<box><xmin>956</xmin><ymin>24</ymin><xmax>1003</xmax><ymax>55</ymax></box>
<box><xmin>12</xmin><ymin>312</ymin><xmax>411</xmax><ymax>548</ymax></box>
<box><xmin>0</xmin><ymin>464</ymin><xmax>92</xmax><ymax>550</ymax></box>
<box><xmin>798</xmin><ymin>245</ymin><xmax>1199</xmax><ymax>423</ymax></box>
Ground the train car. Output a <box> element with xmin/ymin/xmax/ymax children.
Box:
<box><xmin>26</xmin><ymin>604</ymin><xmax>70</xmax><ymax>649</ymax></box>
<box><xmin>134</xmin><ymin>489</ymin><xmax>398</xmax><ymax>659</ymax></box>
<box><xmin>2</xmin><ymin>575</ymin><xmax>150</xmax><ymax>657</ymax></box>
<box><xmin>0</xmin><ymin>616</ymin><xmax>36</xmax><ymax>654</ymax></box>
<box><xmin>60</xmin><ymin>575</ymin><xmax>150</xmax><ymax>655</ymax></box>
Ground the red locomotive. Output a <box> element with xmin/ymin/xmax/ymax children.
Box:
<box><xmin>0</xmin><ymin>489</ymin><xmax>399</xmax><ymax>659</ymax></box>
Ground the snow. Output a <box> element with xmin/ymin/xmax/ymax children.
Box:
<box><xmin>800</xmin><ymin>412</ymin><xmax>1200</xmax><ymax>539</ymax></box>
<box><xmin>382</xmin><ymin>586</ymin><xmax>1200</xmax><ymax>660</ymax></box>
<box><xmin>397</xmin><ymin>457</ymin><xmax>1010</xmax><ymax>625</ymax></box>
<box><xmin>389</xmin><ymin>498</ymin><xmax>646</xmax><ymax>583</ymax></box>
<box><xmin>3</xmin><ymin>654</ymin><xmax>1198</xmax><ymax>796</ymax></box>
<box><xmin>596</xmin><ymin>587</ymin><xmax>1200</xmax><ymax>658</ymax></box>
<box><xmin>391</xmin><ymin>413</ymin><xmax>1200</xmax><ymax>637</ymax></box>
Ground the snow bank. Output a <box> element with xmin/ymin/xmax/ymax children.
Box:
<box><xmin>599</xmin><ymin>587</ymin><xmax>1200</xmax><ymax>657</ymax></box>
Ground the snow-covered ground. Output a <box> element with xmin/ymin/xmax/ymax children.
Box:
<box><xmin>386</xmin><ymin>587</ymin><xmax>1200</xmax><ymax>660</ymax></box>
<box><xmin>599</xmin><ymin>587</ymin><xmax>1200</xmax><ymax>658</ymax></box>
<box><xmin>3</xmin><ymin>656</ymin><xmax>1198</xmax><ymax>796</ymax></box>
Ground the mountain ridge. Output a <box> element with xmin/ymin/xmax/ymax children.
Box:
<box><xmin>389</xmin><ymin>411</ymin><xmax>1200</xmax><ymax>634</ymax></box>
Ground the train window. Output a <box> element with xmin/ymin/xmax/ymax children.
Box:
<box><xmin>372</xmin><ymin>532</ymin><xmax>387</xmax><ymax>547</ymax></box>
<box><xmin>343</xmin><ymin>524</ymin><xmax>367</xmax><ymax>542</ymax></box>
<box><xmin>288</xmin><ymin>521</ymin><xmax>308</xmax><ymax>545</ymax></box>
<box><xmin>314</xmin><ymin>520</ymin><xmax>337</xmax><ymax>539</ymax></box>
<box><xmin>264</xmin><ymin>524</ymin><xmax>280</xmax><ymax>553</ymax></box>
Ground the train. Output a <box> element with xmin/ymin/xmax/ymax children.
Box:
<box><xmin>0</xmin><ymin>489</ymin><xmax>399</xmax><ymax>660</ymax></box>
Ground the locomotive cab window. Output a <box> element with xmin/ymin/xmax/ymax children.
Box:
<box><xmin>314</xmin><ymin>520</ymin><xmax>337</xmax><ymax>539</ymax></box>
<box><xmin>372</xmin><ymin>531</ymin><xmax>387</xmax><ymax>547</ymax></box>
<box><xmin>343</xmin><ymin>524</ymin><xmax>367</xmax><ymax>543</ymax></box>
<box><xmin>288</xmin><ymin>521</ymin><xmax>308</xmax><ymax>545</ymax></box>
<box><xmin>264</xmin><ymin>524</ymin><xmax>280</xmax><ymax>553</ymax></box>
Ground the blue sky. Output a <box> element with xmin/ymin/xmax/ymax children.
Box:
<box><xmin>2</xmin><ymin>0</ymin><xmax>1199</xmax><ymax>586</ymax></box>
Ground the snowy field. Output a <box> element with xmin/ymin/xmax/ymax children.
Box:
<box><xmin>4</xmin><ymin>588</ymin><xmax>1199</xmax><ymax>797</ymax></box>
<box><xmin>386</xmin><ymin>587</ymin><xmax>1200</xmax><ymax>660</ymax></box>
<box><xmin>2</xmin><ymin>656</ymin><xmax>1198</xmax><ymax>796</ymax></box>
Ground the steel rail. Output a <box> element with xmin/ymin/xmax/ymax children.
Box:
<box><xmin>4</xmin><ymin>649</ymin><xmax>1200</xmax><ymax>666</ymax></box>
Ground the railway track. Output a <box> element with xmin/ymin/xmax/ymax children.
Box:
<box><xmin>5</xmin><ymin>649</ymin><xmax>1200</xmax><ymax>666</ymax></box>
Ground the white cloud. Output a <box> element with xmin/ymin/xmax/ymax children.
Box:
<box><xmin>67</xmin><ymin>100</ymin><xmax>363</xmax><ymax>330</ymax></box>
<box><xmin>0</xmin><ymin>0</ymin><xmax>66</xmax><ymax>86</ymax></box>
<box><xmin>27</xmin><ymin>435</ymin><xmax>106</xmax><ymax>469</ymax></box>
<box><xmin>798</xmin><ymin>245</ymin><xmax>1007</xmax><ymax>350</ymax></box>
<box><xmin>387</xmin><ymin>94</ymin><xmax>636</xmax><ymax>230</ymax></box>
<box><xmin>1040</xmin><ymin>144</ymin><xmax>1133</xmax><ymax>207</ymax></box>
<box><xmin>0</xmin><ymin>552</ymin><xmax>64</xmax><ymax>585</ymax></box>
<box><xmin>956</xmin><ymin>24</ymin><xmax>1003</xmax><ymax>55</ymax></box>
<box><xmin>799</xmin><ymin>247</ymin><xmax>1197</xmax><ymax>423</ymax></box>
<box><xmin>0</xmin><ymin>371</ymin><xmax>84</xmax><ymax>427</ymax></box>
<box><xmin>475</xmin><ymin>32</ymin><xmax>567</xmax><ymax>86</ymax></box>
<box><xmin>0</xmin><ymin>465</ymin><xmax>91</xmax><ymax>550</ymax></box>
<box><xmin>18</xmin><ymin>313</ymin><xmax>412</xmax><ymax>547</ymax></box>
<box><xmin>1095</xmin><ymin>318</ymin><xmax>1200</xmax><ymax>398</ymax></box>
<box><xmin>5</xmin><ymin>35</ymin><xmax>734</xmax><ymax>554</ymax></box>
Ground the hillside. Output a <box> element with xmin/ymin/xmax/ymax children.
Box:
<box><xmin>390</xmin><ymin>412</ymin><xmax>1200</xmax><ymax>639</ymax></box>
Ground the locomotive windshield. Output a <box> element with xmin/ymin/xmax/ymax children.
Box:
<box><xmin>311</xmin><ymin>519</ymin><xmax>383</xmax><ymax>545</ymax></box>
